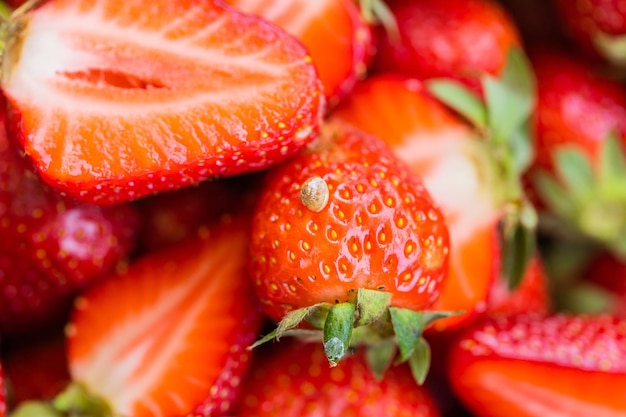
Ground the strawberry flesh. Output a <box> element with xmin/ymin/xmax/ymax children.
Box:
<box><xmin>67</xmin><ymin>215</ymin><xmax>263</xmax><ymax>417</ymax></box>
<box><xmin>2</xmin><ymin>0</ymin><xmax>324</xmax><ymax>204</ymax></box>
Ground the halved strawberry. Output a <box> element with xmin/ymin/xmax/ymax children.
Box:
<box><xmin>449</xmin><ymin>313</ymin><xmax>626</xmax><ymax>417</ymax></box>
<box><xmin>13</xmin><ymin>214</ymin><xmax>264</xmax><ymax>417</ymax></box>
<box><xmin>0</xmin><ymin>95</ymin><xmax>141</xmax><ymax>339</ymax></box>
<box><xmin>225</xmin><ymin>0</ymin><xmax>373</xmax><ymax>107</ymax></box>
<box><xmin>1</xmin><ymin>0</ymin><xmax>324</xmax><ymax>205</ymax></box>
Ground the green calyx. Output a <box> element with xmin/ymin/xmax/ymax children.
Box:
<box><xmin>534</xmin><ymin>132</ymin><xmax>626</xmax><ymax>258</ymax></box>
<box><xmin>357</xmin><ymin>0</ymin><xmax>399</xmax><ymax>43</ymax></box>
<box><xmin>9</xmin><ymin>383</ymin><xmax>112</xmax><ymax>417</ymax></box>
<box><xmin>426</xmin><ymin>47</ymin><xmax>538</xmax><ymax>289</ymax></box>
<box><xmin>249</xmin><ymin>288</ymin><xmax>458</xmax><ymax>385</ymax></box>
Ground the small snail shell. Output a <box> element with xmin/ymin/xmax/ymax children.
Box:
<box><xmin>300</xmin><ymin>176</ymin><xmax>329</xmax><ymax>212</ymax></box>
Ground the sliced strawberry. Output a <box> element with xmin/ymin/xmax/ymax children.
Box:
<box><xmin>2</xmin><ymin>0</ymin><xmax>324</xmax><ymax>205</ymax></box>
<box><xmin>56</xmin><ymin>214</ymin><xmax>263</xmax><ymax>417</ymax></box>
<box><xmin>449</xmin><ymin>313</ymin><xmax>626</xmax><ymax>417</ymax></box>
<box><xmin>235</xmin><ymin>340</ymin><xmax>442</xmax><ymax>417</ymax></box>
<box><xmin>0</xmin><ymin>96</ymin><xmax>141</xmax><ymax>339</ymax></box>
<box><xmin>225</xmin><ymin>0</ymin><xmax>373</xmax><ymax>107</ymax></box>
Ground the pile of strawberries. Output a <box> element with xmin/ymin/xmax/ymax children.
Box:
<box><xmin>1</xmin><ymin>0</ymin><xmax>626</xmax><ymax>416</ymax></box>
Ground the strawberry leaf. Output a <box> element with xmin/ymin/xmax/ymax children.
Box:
<box><xmin>501</xmin><ymin>218</ymin><xmax>536</xmax><ymax>290</ymax></box>
<box><xmin>554</xmin><ymin>147</ymin><xmax>595</xmax><ymax>201</ymax></box>
<box><xmin>365</xmin><ymin>340</ymin><xmax>397</xmax><ymax>381</ymax></box>
<box><xmin>407</xmin><ymin>337</ymin><xmax>431</xmax><ymax>386</ymax></box>
<box><xmin>323</xmin><ymin>302</ymin><xmax>356</xmax><ymax>366</ymax></box>
<box><xmin>53</xmin><ymin>383</ymin><xmax>111</xmax><ymax>417</ymax></box>
<box><xmin>599</xmin><ymin>132</ymin><xmax>626</xmax><ymax>184</ymax></box>
<box><xmin>426</xmin><ymin>79</ymin><xmax>488</xmax><ymax>129</ymax></box>
<box><xmin>359</xmin><ymin>0</ymin><xmax>399</xmax><ymax>41</ymax></box>
<box><xmin>355</xmin><ymin>289</ymin><xmax>392</xmax><ymax>327</ymax></box>
<box><xmin>483</xmin><ymin>47</ymin><xmax>536</xmax><ymax>144</ymax></box>
<box><xmin>10</xmin><ymin>402</ymin><xmax>64</xmax><ymax>417</ymax></box>
<box><xmin>389</xmin><ymin>307</ymin><xmax>425</xmax><ymax>362</ymax></box>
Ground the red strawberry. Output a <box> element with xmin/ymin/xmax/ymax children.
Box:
<box><xmin>1</xmin><ymin>0</ymin><xmax>324</xmax><ymax>205</ymax></box>
<box><xmin>331</xmin><ymin>51</ymin><xmax>538</xmax><ymax>331</ymax></box>
<box><xmin>449</xmin><ymin>313</ymin><xmax>626</xmax><ymax>417</ymax></box>
<box><xmin>331</xmin><ymin>74</ymin><xmax>500</xmax><ymax>331</ymax></box>
<box><xmin>372</xmin><ymin>0</ymin><xmax>521</xmax><ymax>94</ymax></box>
<box><xmin>0</xmin><ymin>100</ymin><xmax>141</xmax><ymax>339</ymax></box>
<box><xmin>0</xmin><ymin>362</ymin><xmax>5</xmax><ymax>417</ymax></box>
<box><xmin>135</xmin><ymin>174</ymin><xmax>259</xmax><ymax>251</ymax></box>
<box><xmin>486</xmin><ymin>255</ymin><xmax>551</xmax><ymax>317</ymax></box>
<box><xmin>2</xmin><ymin>334</ymin><xmax>71</xmax><ymax>407</ymax></box>
<box><xmin>11</xmin><ymin>214</ymin><xmax>264</xmax><ymax>417</ymax></box>
<box><xmin>249</xmin><ymin>121</ymin><xmax>450</xmax><ymax>375</ymax></box>
<box><xmin>553</xmin><ymin>0</ymin><xmax>626</xmax><ymax>65</ymax></box>
<box><xmin>581</xmin><ymin>251</ymin><xmax>626</xmax><ymax>317</ymax></box>
<box><xmin>235</xmin><ymin>340</ymin><xmax>442</xmax><ymax>417</ymax></box>
<box><xmin>225</xmin><ymin>0</ymin><xmax>373</xmax><ymax>107</ymax></box>
<box><xmin>529</xmin><ymin>50</ymin><xmax>626</xmax><ymax>255</ymax></box>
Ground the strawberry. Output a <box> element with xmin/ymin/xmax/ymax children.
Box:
<box><xmin>372</xmin><ymin>0</ymin><xmax>521</xmax><ymax>94</ymax></box>
<box><xmin>225</xmin><ymin>0</ymin><xmax>373</xmax><ymax>107</ymax></box>
<box><xmin>1</xmin><ymin>0</ymin><xmax>324</xmax><ymax>205</ymax></box>
<box><xmin>249</xmin><ymin>121</ymin><xmax>450</xmax><ymax>378</ymax></box>
<box><xmin>0</xmin><ymin>100</ymin><xmax>141</xmax><ymax>339</ymax></box>
<box><xmin>529</xmin><ymin>50</ymin><xmax>626</xmax><ymax>256</ymax></box>
<box><xmin>135</xmin><ymin>174</ymin><xmax>259</xmax><ymax>251</ymax></box>
<box><xmin>1</xmin><ymin>334</ymin><xmax>71</xmax><ymax>407</ymax></box>
<box><xmin>235</xmin><ymin>340</ymin><xmax>442</xmax><ymax>417</ymax></box>
<box><xmin>553</xmin><ymin>0</ymin><xmax>626</xmax><ymax>65</ymax></box>
<box><xmin>449</xmin><ymin>313</ymin><xmax>626</xmax><ymax>417</ymax></box>
<box><xmin>0</xmin><ymin>362</ymin><xmax>5</xmax><ymax>417</ymax></box>
<box><xmin>330</xmin><ymin>74</ymin><xmax>500</xmax><ymax>330</ymax></box>
<box><xmin>10</xmin><ymin>214</ymin><xmax>264</xmax><ymax>417</ymax></box>
<box><xmin>331</xmin><ymin>46</ymin><xmax>538</xmax><ymax>330</ymax></box>
<box><xmin>486</xmin><ymin>255</ymin><xmax>551</xmax><ymax>317</ymax></box>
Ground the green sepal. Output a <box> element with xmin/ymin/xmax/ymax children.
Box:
<box><xmin>553</xmin><ymin>147</ymin><xmax>595</xmax><ymax>201</ymax></box>
<box><xmin>557</xmin><ymin>282</ymin><xmax>618</xmax><ymax>315</ymax></box>
<box><xmin>533</xmin><ymin>171</ymin><xmax>577</xmax><ymax>220</ymax></box>
<box><xmin>365</xmin><ymin>340</ymin><xmax>397</xmax><ymax>381</ymax></box>
<box><xmin>408</xmin><ymin>338</ymin><xmax>431</xmax><ymax>386</ymax></box>
<box><xmin>599</xmin><ymin>132</ymin><xmax>626</xmax><ymax>185</ymax></box>
<box><xmin>425</xmin><ymin>79</ymin><xmax>488</xmax><ymax>129</ymax></box>
<box><xmin>509</xmin><ymin>121</ymin><xmax>535</xmax><ymax>175</ymax></box>
<box><xmin>500</xmin><ymin>204</ymin><xmax>537</xmax><ymax>290</ymax></box>
<box><xmin>53</xmin><ymin>383</ymin><xmax>112</xmax><ymax>417</ymax></box>
<box><xmin>389</xmin><ymin>307</ymin><xmax>425</xmax><ymax>362</ymax></box>
<box><xmin>248</xmin><ymin>306</ymin><xmax>314</xmax><ymax>349</ymax></box>
<box><xmin>323</xmin><ymin>302</ymin><xmax>356</xmax><ymax>366</ymax></box>
<box><xmin>10</xmin><ymin>401</ymin><xmax>64</xmax><ymax>417</ymax></box>
<box><xmin>358</xmin><ymin>0</ymin><xmax>399</xmax><ymax>42</ymax></box>
<box><xmin>355</xmin><ymin>289</ymin><xmax>392</xmax><ymax>327</ymax></box>
<box><xmin>482</xmin><ymin>47</ymin><xmax>536</xmax><ymax>145</ymax></box>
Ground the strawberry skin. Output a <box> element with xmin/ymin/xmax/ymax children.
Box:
<box><xmin>236</xmin><ymin>340</ymin><xmax>442</xmax><ymax>417</ymax></box>
<box><xmin>65</xmin><ymin>214</ymin><xmax>263</xmax><ymax>417</ymax></box>
<box><xmin>2</xmin><ymin>0</ymin><xmax>324</xmax><ymax>205</ymax></box>
<box><xmin>0</xmin><ymin>362</ymin><xmax>5</xmax><ymax>417</ymax></box>
<box><xmin>249</xmin><ymin>121</ymin><xmax>450</xmax><ymax>321</ymax></box>
<box><xmin>225</xmin><ymin>0</ymin><xmax>373</xmax><ymax>107</ymax></box>
<box><xmin>449</xmin><ymin>314</ymin><xmax>626</xmax><ymax>417</ymax></box>
<box><xmin>373</xmin><ymin>0</ymin><xmax>521</xmax><ymax>94</ymax></box>
<box><xmin>331</xmin><ymin>75</ymin><xmax>501</xmax><ymax>330</ymax></box>
<box><xmin>0</xmin><ymin>103</ymin><xmax>141</xmax><ymax>338</ymax></box>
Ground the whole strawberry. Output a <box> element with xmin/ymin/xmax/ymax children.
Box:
<box><xmin>373</xmin><ymin>0</ymin><xmax>521</xmax><ymax>94</ymax></box>
<box><xmin>0</xmin><ymin>103</ymin><xmax>140</xmax><ymax>339</ymax></box>
<box><xmin>235</xmin><ymin>340</ymin><xmax>442</xmax><ymax>417</ymax></box>
<box><xmin>249</xmin><ymin>121</ymin><xmax>450</xmax><ymax>377</ymax></box>
<box><xmin>449</xmin><ymin>313</ymin><xmax>626</xmax><ymax>417</ymax></box>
